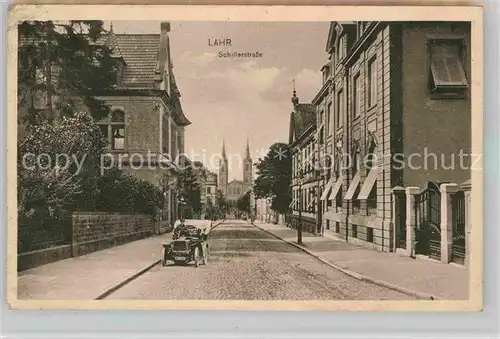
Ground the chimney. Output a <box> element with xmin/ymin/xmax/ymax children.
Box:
<box><xmin>156</xmin><ymin>22</ymin><xmax>171</xmax><ymax>85</ymax></box>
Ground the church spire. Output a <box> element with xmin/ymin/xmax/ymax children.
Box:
<box><xmin>245</xmin><ymin>138</ymin><xmax>251</xmax><ymax>159</ymax></box>
<box><xmin>222</xmin><ymin>139</ymin><xmax>227</xmax><ymax>159</ymax></box>
<box><xmin>291</xmin><ymin>79</ymin><xmax>299</xmax><ymax>106</ymax></box>
<box><xmin>110</xmin><ymin>21</ymin><xmax>114</xmax><ymax>34</ymax></box>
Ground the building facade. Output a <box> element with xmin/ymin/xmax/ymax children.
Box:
<box><xmin>288</xmin><ymin>88</ymin><xmax>321</xmax><ymax>234</ymax></box>
<box><xmin>95</xmin><ymin>22</ymin><xmax>191</xmax><ymax>227</ymax></box>
<box><xmin>317</xmin><ymin>21</ymin><xmax>471</xmax><ymax>253</ymax></box>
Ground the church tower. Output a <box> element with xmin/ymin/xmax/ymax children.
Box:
<box><xmin>218</xmin><ymin>139</ymin><xmax>229</xmax><ymax>197</ymax></box>
<box><xmin>243</xmin><ymin>138</ymin><xmax>253</xmax><ymax>192</ymax></box>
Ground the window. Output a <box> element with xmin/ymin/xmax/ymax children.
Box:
<box><xmin>207</xmin><ymin>186</ymin><xmax>212</xmax><ymax>194</ymax></box>
<box><xmin>366</xmin><ymin>140</ymin><xmax>377</xmax><ymax>170</ymax></box>
<box><xmin>336</xmin><ymin>89</ymin><xmax>344</xmax><ymax>128</ymax></box>
<box><xmin>323</xmin><ymin>66</ymin><xmax>330</xmax><ymax>84</ymax></box>
<box><xmin>367</xmin><ymin>181</ymin><xmax>377</xmax><ymax>214</ymax></box>
<box><xmin>352</xmin><ymin>225</ymin><xmax>358</xmax><ymax>238</ymax></box>
<box><xmin>359</xmin><ymin>140</ymin><xmax>378</xmax><ymax>214</ymax></box>
<box><xmin>319</xmin><ymin>110</ymin><xmax>325</xmax><ymax>144</ymax></box>
<box><xmin>428</xmin><ymin>39</ymin><xmax>468</xmax><ymax>98</ymax></box>
<box><xmin>353</xmin><ymin>73</ymin><xmax>361</xmax><ymax>117</ymax></box>
<box><xmin>98</xmin><ymin>109</ymin><xmax>126</xmax><ymax>151</ymax></box>
<box><xmin>326</xmin><ymin>103</ymin><xmax>332</xmax><ymax>137</ymax></box>
<box><xmin>351</xmin><ymin>146</ymin><xmax>361</xmax><ymax>214</ymax></box>
<box><xmin>336</xmin><ymin>185</ymin><xmax>343</xmax><ymax>213</ymax></box>
<box><xmin>337</xmin><ymin>35</ymin><xmax>345</xmax><ymax>63</ymax></box>
<box><xmin>368</xmin><ymin>57</ymin><xmax>377</xmax><ymax>107</ymax></box>
<box><xmin>367</xmin><ymin>227</ymin><xmax>374</xmax><ymax>243</ymax></box>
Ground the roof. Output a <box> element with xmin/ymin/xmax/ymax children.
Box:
<box><xmin>289</xmin><ymin>103</ymin><xmax>316</xmax><ymax>145</ymax></box>
<box><xmin>326</xmin><ymin>21</ymin><xmax>357</xmax><ymax>52</ymax></box>
<box><xmin>113</xmin><ymin>34</ymin><xmax>160</xmax><ymax>88</ymax></box>
<box><xmin>228</xmin><ymin>179</ymin><xmax>244</xmax><ymax>185</ymax></box>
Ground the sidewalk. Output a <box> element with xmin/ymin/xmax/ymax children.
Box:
<box><xmin>253</xmin><ymin>222</ymin><xmax>469</xmax><ymax>300</ymax></box>
<box><xmin>18</xmin><ymin>220</ymin><xmax>224</xmax><ymax>300</ymax></box>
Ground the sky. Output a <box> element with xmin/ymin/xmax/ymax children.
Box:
<box><xmin>109</xmin><ymin>20</ymin><xmax>330</xmax><ymax>179</ymax></box>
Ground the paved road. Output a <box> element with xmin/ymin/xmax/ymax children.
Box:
<box><xmin>105</xmin><ymin>220</ymin><xmax>414</xmax><ymax>300</ymax></box>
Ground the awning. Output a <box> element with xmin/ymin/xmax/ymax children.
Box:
<box><xmin>320</xmin><ymin>178</ymin><xmax>335</xmax><ymax>200</ymax></box>
<box><xmin>328</xmin><ymin>174</ymin><xmax>345</xmax><ymax>200</ymax></box>
<box><xmin>357</xmin><ymin>166</ymin><xmax>380</xmax><ymax>200</ymax></box>
<box><xmin>344</xmin><ymin>171</ymin><xmax>361</xmax><ymax>201</ymax></box>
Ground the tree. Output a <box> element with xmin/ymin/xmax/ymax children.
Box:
<box><xmin>18</xmin><ymin>20</ymin><xmax>118</xmax><ymax>127</ymax></box>
<box><xmin>215</xmin><ymin>189</ymin><xmax>227</xmax><ymax>215</ymax></box>
<box><xmin>253</xmin><ymin>142</ymin><xmax>292</xmax><ymax>214</ymax></box>
<box><xmin>236</xmin><ymin>190</ymin><xmax>251</xmax><ymax>213</ymax></box>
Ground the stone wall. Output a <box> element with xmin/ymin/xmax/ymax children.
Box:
<box><xmin>71</xmin><ymin>212</ymin><xmax>154</xmax><ymax>257</ymax></box>
<box><xmin>18</xmin><ymin>212</ymin><xmax>156</xmax><ymax>271</ymax></box>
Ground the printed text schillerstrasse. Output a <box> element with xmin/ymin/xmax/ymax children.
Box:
<box><xmin>218</xmin><ymin>51</ymin><xmax>263</xmax><ymax>58</ymax></box>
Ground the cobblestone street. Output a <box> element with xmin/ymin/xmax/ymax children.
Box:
<box><xmin>104</xmin><ymin>221</ymin><xmax>413</xmax><ymax>300</ymax></box>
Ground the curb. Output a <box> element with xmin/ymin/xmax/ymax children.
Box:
<box><xmin>94</xmin><ymin>221</ymin><xmax>226</xmax><ymax>300</ymax></box>
<box><xmin>251</xmin><ymin>222</ymin><xmax>438</xmax><ymax>301</ymax></box>
<box><xmin>94</xmin><ymin>260</ymin><xmax>160</xmax><ymax>300</ymax></box>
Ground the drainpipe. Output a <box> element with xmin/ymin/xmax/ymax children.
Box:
<box><xmin>344</xmin><ymin>74</ymin><xmax>350</xmax><ymax>243</ymax></box>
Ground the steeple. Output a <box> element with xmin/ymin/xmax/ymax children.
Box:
<box><xmin>291</xmin><ymin>79</ymin><xmax>299</xmax><ymax>106</ymax></box>
<box><xmin>110</xmin><ymin>21</ymin><xmax>114</xmax><ymax>33</ymax></box>
<box><xmin>245</xmin><ymin>138</ymin><xmax>251</xmax><ymax>159</ymax></box>
<box><xmin>222</xmin><ymin>139</ymin><xmax>227</xmax><ymax>159</ymax></box>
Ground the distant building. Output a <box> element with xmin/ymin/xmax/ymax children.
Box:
<box><xmin>204</xmin><ymin>171</ymin><xmax>218</xmax><ymax>205</ymax></box>
<box><xmin>218</xmin><ymin>139</ymin><xmax>253</xmax><ymax>211</ymax></box>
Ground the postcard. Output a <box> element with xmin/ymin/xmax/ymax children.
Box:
<box><xmin>7</xmin><ymin>4</ymin><xmax>483</xmax><ymax>311</ymax></box>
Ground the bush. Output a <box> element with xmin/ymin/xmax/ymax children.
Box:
<box><xmin>18</xmin><ymin>111</ymin><xmax>164</xmax><ymax>219</ymax></box>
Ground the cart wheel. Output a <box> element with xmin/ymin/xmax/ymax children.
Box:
<box><xmin>161</xmin><ymin>248</ymin><xmax>167</xmax><ymax>267</ymax></box>
<box><xmin>202</xmin><ymin>244</ymin><xmax>209</xmax><ymax>265</ymax></box>
<box><xmin>194</xmin><ymin>247</ymin><xmax>200</xmax><ymax>268</ymax></box>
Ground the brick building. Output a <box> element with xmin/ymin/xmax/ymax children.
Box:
<box><xmin>95</xmin><ymin>22</ymin><xmax>191</xmax><ymax>226</ymax></box>
<box><xmin>318</xmin><ymin>21</ymin><xmax>471</xmax><ymax>251</ymax></box>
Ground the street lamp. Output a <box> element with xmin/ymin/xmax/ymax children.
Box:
<box><xmin>178</xmin><ymin>196</ymin><xmax>187</xmax><ymax>220</ymax></box>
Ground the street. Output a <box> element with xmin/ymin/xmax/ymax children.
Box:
<box><xmin>104</xmin><ymin>220</ymin><xmax>414</xmax><ymax>300</ymax></box>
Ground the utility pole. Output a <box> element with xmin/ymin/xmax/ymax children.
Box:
<box><xmin>297</xmin><ymin>170</ymin><xmax>303</xmax><ymax>245</ymax></box>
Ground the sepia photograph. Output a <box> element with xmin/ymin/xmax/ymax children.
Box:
<box><xmin>7</xmin><ymin>5</ymin><xmax>483</xmax><ymax>311</ymax></box>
